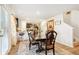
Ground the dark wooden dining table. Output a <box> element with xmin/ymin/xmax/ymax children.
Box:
<box><xmin>35</xmin><ymin>38</ymin><xmax>46</xmax><ymax>53</ymax></box>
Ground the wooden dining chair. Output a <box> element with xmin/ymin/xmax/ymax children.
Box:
<box><xmin>35</xmin><ymin>30</ymin><xmax>57</xmax><ymax>55</ymax></box>
<box><xmin>45</xmin><ymin>30</ymin><xmax>57</xmax><ymax>55</ymax></box>
<box><xmin>28</xmin><ymin>32</ymin><xmax>39</xmax><ymax>50</ymax></box>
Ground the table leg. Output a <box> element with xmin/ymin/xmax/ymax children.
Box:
<box><xmin>36</xmin><ymin>41</ymin><xmax>44</xmax><ymax>53</ymax></box>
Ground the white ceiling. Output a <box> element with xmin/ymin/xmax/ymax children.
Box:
<box><xmin>9</xmin><ymin>4</ymin><xmax>79</xmax><ymax>20</ymax></box>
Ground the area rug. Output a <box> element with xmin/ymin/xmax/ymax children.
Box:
<box><xmin>15</xmin><ymin>41</ymin><xmax>62</xmax><ymax>55</ymax></box>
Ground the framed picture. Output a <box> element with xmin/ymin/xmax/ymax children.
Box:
<box><xmin>47</xmin><ymin>20</ymin><xmax>54</xmax><ymax>31</ymax></box>
<box><xmin>26</xmin><ymin>23</ymin><xmax>33</xmax><ymax>28</ymax></box>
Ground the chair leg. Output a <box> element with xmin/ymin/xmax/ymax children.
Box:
<box><xmin>53</xmin><ymin>48</ymin><xmax>55</xmax><ymax>55</ymax></box>
<box><xmin>45</xmin><ymin>43</ymin><xmax>47</xmax><ymax>55</ymax></box>
<box><xmin>29</xmin><ymin>42</ymin><xmax>31</xmax><ymax>50</ymax></box>
<box><xmin>45</xmin><ymin>50</ymin><xmax>47</xmax><ymax>55</ymax></box>
<box><xmin>53</xmin><ymin>45</ymin><xmax>55</xmax><ymax>55</ymax></box>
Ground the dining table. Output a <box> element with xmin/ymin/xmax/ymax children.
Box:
<box><xmin>35</xmin><ymin>36</ymin><xmax>46</xmax><ymax>53</ymax></box>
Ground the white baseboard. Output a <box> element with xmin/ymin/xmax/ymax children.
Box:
<box><xmin>56</xmin><ymin>40</ymin><xmax>73</xmax><ymax>48</ymax></box>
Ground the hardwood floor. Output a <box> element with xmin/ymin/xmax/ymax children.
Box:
<box><xmin>8</xmin><ymin>41</ymin><xmax>20</xmax><ymax>55</ymax></box>
<box><xmin>8</xmin><ymin>40</ymin><xmax>79</xmax><ymax>55</ymax></box>
<box><xmin>55</xmin><ymin>41</ymin><xmax>79</xmax><ymax>55</ymax></box>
